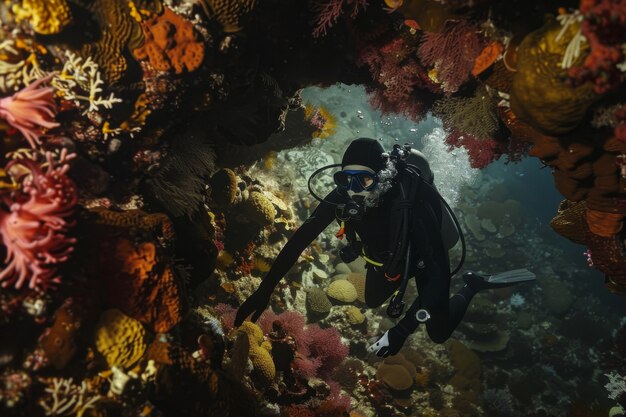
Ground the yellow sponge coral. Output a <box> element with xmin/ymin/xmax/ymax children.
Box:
<box><xmin>237</xmin><ymin>321</ymin><xmax>264</xmax><ymax>344</ymax></box>
<box><xmin>249</xmin><ymin>344</ymin><xmax>275</xmax><ymax>383</ymax></box>
<box><xmin>243</xmin><ymin>191</ymin><xmax>276</xmax><ymax>226</ymax></box>
<box><xmin>12</xmin><ymin>0</ymin><xmax>72</xmax><ymax>35</ymax></box>
<box><xmin>94</xmin><ymin>309</ymin><xmax>146</xmax><ymax>369</ymax></box>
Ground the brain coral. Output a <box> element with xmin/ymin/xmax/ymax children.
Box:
<box><xmin>242</xmin><ymin>191</ymin><xmax>276</xmax><ymax>226</ymax></box>
<box><xmin>306</xmin><ymin>288</ymin><xmax>332</xmax><ymax>315</ymax></box>
<box><xmin>346</xmin><ymin>272</ymin><xmax>366</xmax><ymax>303</ymax></box>
<box><xmin>326</xmin><ymin>280</ymin><xmax>358</xmax><ymax>303</ymax></box>
<box><xmin>198</xmin><ymin>0</ymin><xmax>257</xmax><ymax>33</ymax></box>
<box><xmin>94</xmin><ymin>309</ymin><xmax>146</xmax><ymax>369</ymax></box>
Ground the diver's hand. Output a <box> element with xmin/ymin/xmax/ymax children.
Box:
<box><xmin>367</xmin><ymin>325</ymin><xmax>410</xmax><ymax>358</ymax></box>
<box><xmin>234</xmin><ymin>285</ymin><xmax>273</xmax><ymax>327</ymax></box>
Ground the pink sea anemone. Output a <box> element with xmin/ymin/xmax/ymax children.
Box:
<box><xmin>0</xmin><ymin>75</ymin><xmax>60</xmax><ymax>148</ymax></box>
<box><xmin>0</xmin><ymin>149</ymin><xmax>77</xmax><ymax>291</ymax></box>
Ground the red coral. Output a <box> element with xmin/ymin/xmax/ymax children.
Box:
<box><xmin>418</xmin><ymin>19</ymin><xmax>485</xmax><ymax>93</ymax></box>
<box><xmin>444</xmin><ymin>128</ymin><xmax>503</xmax><ymax>169</ymax></box>
<box><xmin>305</xmin><ymin>325</ymin><xmax>349</xmax><ymax>379</ymax></box>
<box><xmin>0</xmin><ymin>150</ymin><xmax>77</xmax><ymax>291</ymax></box>
<box><xmin>568</xmin><ymin>0</ymin><xmax>626</xmax><ymax>94</ymax></box>
<box><xmin>356</xmin><ymin>36</ymin><xmax>436</xmax><ymax>121</ymax></box>
<box><xmin>310</xmin><ymin>0</ymin><xmax>368</xmax><ymax>38</ymax></box>
<box><xmin>615</xmin><ymin>104</ymin><xmax>626</xmax><ymax>143</ymax></box>
<box><xmin>0</xmin><ymin>75</ymin><xmax>60</xmax><ymax>148</ymax></box>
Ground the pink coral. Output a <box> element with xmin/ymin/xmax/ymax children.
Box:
<box><xmin>0</xmin><ymin>75</ymin><xmax>60</xmax><ymax>148</ymax></box>
<box><xmin>0</xmin><ymin>149</ymin><xmax>77</xmax><ymax>291</ymax></box>
<box><xmin>310</xmin><ymin>0</ymin><xmax>368</xmax><ymax>38</ymax></box>
<box><xmin>418</xmin><ymin>19</ymin><xmax>485</xmax><ymax>93</ymax></box>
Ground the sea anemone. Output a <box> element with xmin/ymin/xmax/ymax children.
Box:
<box><xmin>0</xmin><ymin>149</ymin><xmax>77</xmax><ymax>291</ymax></box>
<box><xmin>0</xmin><ymin>74</ymin><xmax>60</xmax><ymax>148</ymax></box>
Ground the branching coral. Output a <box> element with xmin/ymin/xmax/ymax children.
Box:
<box><xmin>418</xmin><ymin>19</ymin><xmax>486</xmax><ymax>93</ymax></box>
<box><xmin>356</xmin><ymin>37</ymin><xmax>435</xmax><ymax>121</ymax></box>
<box><xmin>0</xmin><ymin>74</ymin><xmax>59</xmax><ymax>148</ymax></box>
<box><xmin>38</xmin><ymin>377</ymin><xmax>101</xmax><ymax>417</ymax></box>
<box><xmin>0</xmin><ymin>39</ymin><xmax>46</xmax><ymax>93</ymax></box>
<box><xmin>52</xmin><ymin>51</ymin><xmax>122</xmax><ymax>116</ymax></box>
<box><xmin>0</xmin><ymin>149</ymin><xmax>77</xmax><ymax>292</ymax></box>
<box><xmin>310</xmin><ymin>0</ymin><xmax>368</xmax><ymax>37</ymax></box>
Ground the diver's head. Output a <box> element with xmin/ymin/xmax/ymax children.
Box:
<box><xmin>334</xmin><ymin>138</ymin><xmax>386</xmax><ymax>202</ymax></box>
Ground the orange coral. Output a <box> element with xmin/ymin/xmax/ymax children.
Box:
<box><xmin>586</xmin><ymin>208</ymin><xmax>624</xmax><ymax>237</ymax></box>
<box><xmin>133</xmin><ymin>8</ymin><xmax>204</xmax><ymax>74</ymax></box>
<box><xmin>87</xmin><ymin>208</ymin><xmax>185</xmax><ymax>334</ymax></box>
<box><xmin>471</xmin><ymin>41</ymin><xmax>503</xmax><ymax>76</ymax></box>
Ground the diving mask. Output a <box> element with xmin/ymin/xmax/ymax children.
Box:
<box><xmin>333</xmin><ymin>167</ymin><xmax>378</xmax><ymax>193</ymax></box>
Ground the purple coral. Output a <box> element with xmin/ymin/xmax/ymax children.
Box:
<box><xmin>0</xmin><ymin>75</ymin><xmax>60</xmax><ymax>148</ymax></box>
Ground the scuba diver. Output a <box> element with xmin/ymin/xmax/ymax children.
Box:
<box><xmin>235</xmin><ymin>137</ymin><xmax>535</xmax><ymax>357</ymax></box>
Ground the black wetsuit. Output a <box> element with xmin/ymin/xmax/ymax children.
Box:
<box><xmin>261</xmin><ymin>175</ymin><xmax>473</xmax><ymax>344</ymax></box>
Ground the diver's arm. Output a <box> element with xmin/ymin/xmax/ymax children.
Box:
<box><xmin>258</xmin><ymin>191</ymin><xmax>339</xmax><ymax>290</ymax></box>
<box><xmin>235</xmin><ymin>190</ymin><xmax>340</xmax><ymax>326</ymax></box>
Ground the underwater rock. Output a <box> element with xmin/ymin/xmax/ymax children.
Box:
<box><xmin>94</xmin><ymin>309</ymin><xmax>146</xmax><ymax>370</ymax></box>
<box><xmin>540</xmin><ymin>279</ymin><xmax>574</xmax><ymax>316</ymax></box>
<box><xmin>326</xmin><ymin>280</ymin><xmax>358</xmax><ymax>303</ymax></box>
<box><xmin>241</xmin><ymin>191</ymin><xmax>276</xmax><ymax>227</ymax></box>
<box><xmin>377</xmin><ymin>363</ymin><xmax>414</xmax><ymax>391</ymax></box>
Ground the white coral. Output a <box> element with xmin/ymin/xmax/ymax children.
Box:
<box><xmin>605</xmin><ymin>372</ymin><xmax>626</xmax><ymax>401</ymax></box>
<box><xmin>52</xmin><ymin>51</ymin><xmax>122</xmax><ymax>115</ymax></box>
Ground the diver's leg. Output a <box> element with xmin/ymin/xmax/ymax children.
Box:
<box><xmin>364</xmin><ymin>267</ymin><xmax>400</xmax><ymax>308</ymax></box>
<box><xmin>413</xmin><ymin>256</ymin><xmax>476</xmax><ymax>344</ymax></box>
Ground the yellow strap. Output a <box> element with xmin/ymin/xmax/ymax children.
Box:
<box><xmin>361</xmin><ymin>247</ymin><xmax>384</xmax><ymax>267</ymax></box>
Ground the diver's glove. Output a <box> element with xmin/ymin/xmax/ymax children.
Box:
<box><xmin>367</xmin><ymin>323</ymin><xmax>412</xmax><ymax>358</ymax></box>
<box><xmin>234</xmin><ymin>284</ymin><xmax>274</xmax><ymax>327</ymax></box>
